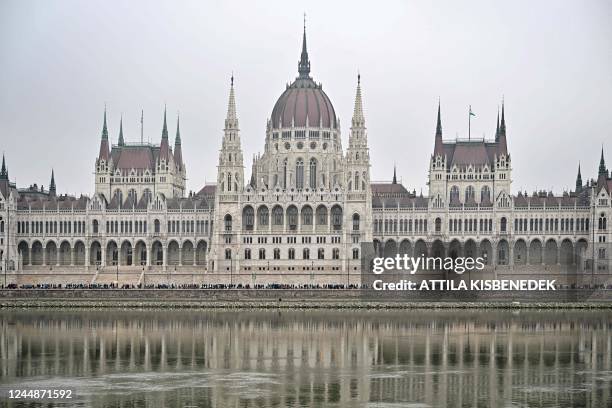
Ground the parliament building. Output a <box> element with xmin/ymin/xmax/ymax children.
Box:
<box><xmin>0</xmin><ymin>27</ymin><xmax>610</xmax><ymax>286</ymax></box>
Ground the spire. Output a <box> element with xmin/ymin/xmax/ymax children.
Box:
<box><xmin>576</xmin><ymin>162</ymin><xmax>583</xmax><ymax>192</ymax></box>
<box><xmin>118</xmin><ymin>115</ymin><xmax>125</xmax><ymax>146</ymax></box>
<box><xmin>495</xmin><ymin>107</ymin><xmax>500</xmax><ymax>141</ymax></box>
<box><xmin>162</xmin><ymin>106</ymin><xmax>168</xmax><ymax>140</ymax></box>
<box><xmin>435</xmin><ymin>99</ymin><xmax>442</xmax><ymax>138</ymax></box>
<box><xmin>0</xmin><ymin>154</ymin><xmax>8</xmax><ymax>180</ymax></box>
<box><xmin>297</xmin><ymin>15</ymin><xmax>311</xmax><ymax>79</ymax></box>
<box><xmin>500</xmin><ymin>100</ymin><xmax>506</xmax><ymax>136</ymax></box>
<box><xmin>49</xmin><ymin>169</ymin><xmax>56</xmax><ymax>196</ymax></box>
<box><xmin>174</xmin><ymin>113</ymin><xmax>183</xmax><ymax>171</ymax></box>
<box><xmin>225</xmin><ymin>75</ymin><xmax>239</xmax><ymax>129</ymax></box>
<box><xmin>351</xmin><ymin>73</ymin><xmax>365</xmax><ymax>128</ymax></box>
<box><xmin>175</xmin><ymin>114</ymin><xmax>181</xmax><ymax>145</ymax></box>
<box><xmin>599</xmin><ymin>146</ymin><xmax>607</xmax><ymax>176</ymax></box>
<box><xmin>497</xmin><ymin>100</ymin><xmax>508</xmax><ymax>155</ymax></box>
<box><xmin>392</xmin><ymin>165</ymin><xmax>397</xmax><ymax>184</ymax></box>
<box><xmin>434</xmin><ymin>99</ymin><xmax>443</xmax><ymax>155</ymax></box>
<box><xmin>98</xmin><ymin>108</ymin><xmax>110</xmax><ymax>161</ymax></box>
<box><xmin>102</xmin><ymin>107</ymin><xmax>108</xmax><ymax>140</ymax></box>
<box><xmin>159</xmin><ymin>106</ymin><xmax>170</xmax><ymax>160</ymax></box>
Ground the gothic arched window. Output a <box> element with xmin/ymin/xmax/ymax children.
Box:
<box><xmin>331</xmin><ymin>205</ymin><xmax>343</xmax><ymax>231</ymax></box>
<box><xmin>224</xmin><ymin>214</ymin><xmax>232</xmax><ymax>232</ymax></box>
<box><xmin>465</xmin><ymin>185</ymin><xmax>475</xmax><ymax>202</ymax></box>
<box><xmin>599</xmin><ymin>214</ymin><xmax>607</xmax><ymax>230</ymax></box>
<box><xmin>296</xmin><ymin>159</ymin><xmax>304</xmax><ymax>189</ymax></box>
<box><xmin>450</xmin><ymin>186</ymin><xmax>460</xmax><ymax>203</ymax></box>
<box><xmin>287</xmin><ymin>206</ymin><xmax>298</xmax><ymax>230</ymax></box>
<box><xmin>242</xmin><ymin>206</ymin><xmax>254</xmax><ymax>231</ymax></box>
<box><xmin>272</xmin><ymin>206</ymin><xmax>283</xmax><ymax>226</ymax></box>
<box><xmin>481</xmin><ymin>185</ymin><xmax>491</xmax><ymax>202</ymax></box>
<box><xmin>258</xmin><ymin>206</ymin><xmax>269</xmax><ymax>226</ymax></box>
<box><xmin>302</xmin><ymin>206</ymin><xmax>313</xmax><ymax>226</ymax></box>
<box><xmin>309</xmin><ymin>158</ymin><xmax>317</xmax><ymax>189</ymax></box>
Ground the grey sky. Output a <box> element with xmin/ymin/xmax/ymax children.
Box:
<box><xmin>1</xmin><ymin>0</ymin><xmax>611</xmax><ymax>196</ymax></box>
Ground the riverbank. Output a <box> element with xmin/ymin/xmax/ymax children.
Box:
<box><xmin>1</xmin><ymin>289</ymin><xmax>611</xmax><ymax>308</ymax></box>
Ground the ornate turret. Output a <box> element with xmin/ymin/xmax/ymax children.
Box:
<box><xmin>392</xmin><ymin>165</ymin><xmax>397</xmax><ymax>184</ymax></box>
<box><xmin>217</xmin><ymin>75</ymin><xmax>244</xmax><ymax>193</ymax></box>
<box><xmin>346</xmin><ymin>74</ymin><xmax>371</xmax><ymax>192</ymax></box>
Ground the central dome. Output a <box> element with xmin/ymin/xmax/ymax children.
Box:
<box><xmin>270</xmin><ymin>78</ymin><xmax>337</xmax><ymax>129</ymax></box>
<box><xmin>269</xmin><ymin>26</ymin><xmax>338</xmax><ymax>130</ymax></box>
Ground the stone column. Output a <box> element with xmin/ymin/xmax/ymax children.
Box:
<box><xmin>70</xmin><ymin>246</ymin><xmax>75</xmax><ymax>266</ymax></box>
<box><xmin>85</xmin><ymin>244</ymin><xmax>89</xmax><ymax>271</ymax></box>
<box><xmin>162</xmin><ymin>245</ymin><xmax>167</xmax><ymax>271</ymax></box>
<box><xmin>101</xmin><ymin>245</ymin><xmax>106</xmax><ymax>267</ymax></box>
<box><xmin>178</xmin><ymin>245</ymin><xmax>183</xmax><ymax>267</ymax></box>
<box><xmin>146</xmin><ymin>243</ymin><xmax>151</xmax><ymax>267</ymax></box>
<box><xmin>509</xmin><ymin>242</ymin><xmax>514</xmax><ymax>267</ymax></box>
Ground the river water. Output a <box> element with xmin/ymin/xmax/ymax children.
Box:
<box><xmin>0</xmin><ymin>309</ymin><xmax>610</xmax><ymax>407</ymax></box>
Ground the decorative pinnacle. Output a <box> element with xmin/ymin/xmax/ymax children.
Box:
<box><xmin>298</xmin><ymin>15</ymin><xmax>311</xmax><ymax>78</ymax></box>
<box><xmin>352</xmin><ymin>73</ymin><xmax>365</xmax><ymax>127</ymax></box>
<box><xmin>175</xmin><ymin>113</ymin><xmax>181</xmax><ymax>145</ymax></box>
<box><xmin>225</xmin><ymin>74</ymin><xmax>238</xmax><ymax>129</ymax></box>
<box><xmin>162</xmin><ymin>105</ymin><xmax>168</xmax><ymax>139</ymax></box>
<box><xmin>435</xmin><ymin>99</ymin><xmax>442</xmax><ymax>138</ymax></box>
<box><xmin>118</xmin><ymin>115</ymin><xmax>124</xmax><ymax>146</ymax></box>
<box><xmin>101</xmin><ymin>106</ymin><xmax>108</xmax><ymax>140</ymax></box>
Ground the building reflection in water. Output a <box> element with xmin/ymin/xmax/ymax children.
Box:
<box><xmin>0</xmin><ymin>310</ymin><xmax>610</xmax><ymax>407</ymax></box>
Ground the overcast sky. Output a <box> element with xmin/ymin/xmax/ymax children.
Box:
<box><xmin>1</xmin><ymin>0</ymin><xmax>611</xmax><ymax>196</ymax></box>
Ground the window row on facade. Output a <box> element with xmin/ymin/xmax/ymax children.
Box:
<box><xmin>226</xmin><ymin>247</ymin><xmax>359</xmax><ymax>261</ymax></box>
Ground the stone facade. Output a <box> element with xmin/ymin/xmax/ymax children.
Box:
<box><xmin>0</xmin><ymin>27</ymin><xmax>610</xmax><ymax>286</ymax></box>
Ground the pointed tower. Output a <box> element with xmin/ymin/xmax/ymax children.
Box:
<box><xmin>298</xmin><ymin>18</ymin><xmax>311</xmax><ymax>79</ymax></box>
<box><xmin>159</xmin><ymin>107</ymin><xmax>170</xmax><ymax>160</ymax></box>
<box><xmin>498</xmin><ymin>101</ymin><xmax>508</xmax><ymax>155</ymax></box>
<box><xmin>575</xmin><ymin>163</ymin><xmax>582</xmax><ymax>192</ymax></box>
<box><xmin>428</xmin><ymin>99</ymin><xmax>448</xmax><ymax>206</ymax></box>
<box><xmin>174</xmin><ymin>114</ymin><xmax>183</xmax><ymax>171</ymax></box>
<box><xmin>217</xmin><ymin>75</ymin><xmax>244</xmax><ymax>193</ymax></box>
<box><xmin>345</xmin><ymin>73</ymin><xmax>372</xmax><ymax>242</ymax></box>
<box><xmin>95</xmin><ymin>108</ymin><xmax>112</xmax><ymax>199</ymax></box>
<box><xmin>434</xmin><ymin>100</ymin><xmax>443</xmax><ymax>155</ymax></box>
<box><xmin>495</xmin><ymin>107</ymin><xmax>500</xmax><ymax>141</ymax></box>
<box><xmin>49</xmin><ymin>169</ymin><xmax>56</xmax><ymax>197</ymax></box>
<box><xmin>598</xmin><ymin>147</ymin><xmax>607</xmax><ymax>177</ymax></box>
<box><xmin>392</xmin><ymin>165</ymin><xmax>397</xmax><ymax>184</ymax></box>
<box><xmin>0</xmin><ymin>154</ymin><xmax>8</xmax><ymax>181</ymax></box>
<box><xmin>98</xmin><ymin>108</ymin><xmax>110</xmax><ymax>161</ymax></box>
<box><xmin>118</xmin><ymin>116</ymin><xmax>125</xmax><ymax>146</ymax></box>
<box><xmin>346</xmin><ymin>73</ymin><xmax>370</xmax><ymax>191</ymax></box>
